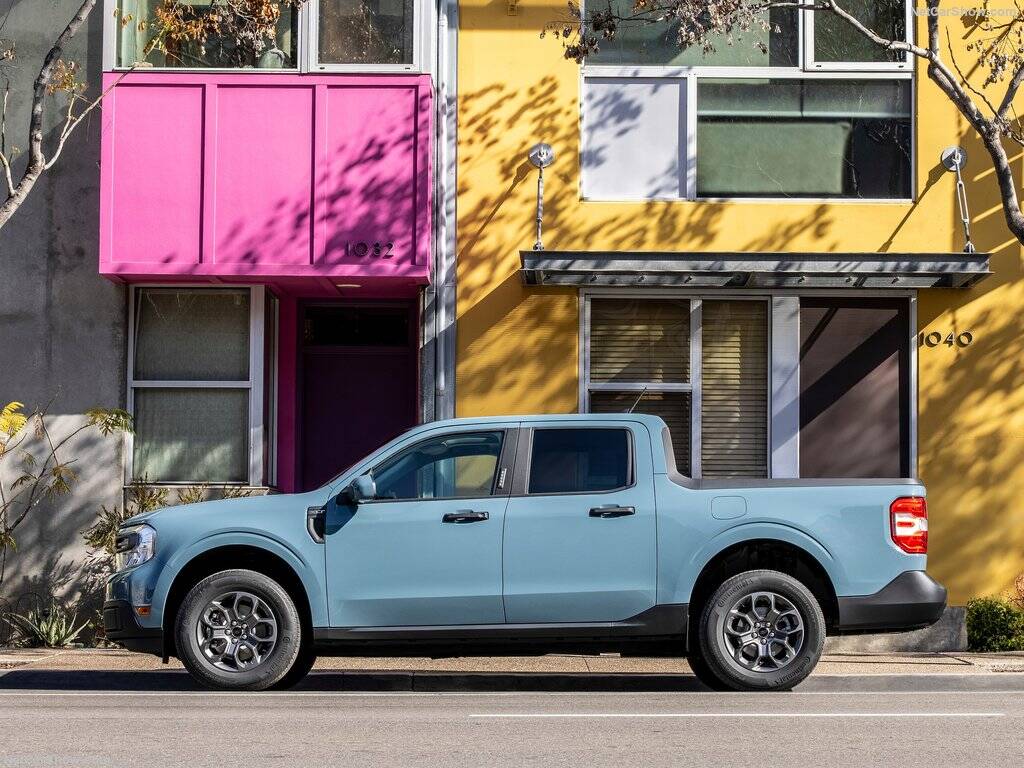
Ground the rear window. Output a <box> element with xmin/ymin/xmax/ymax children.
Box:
<box><xmin>528</xmin><ymin>428</ymin><xmax>631</xmax><ymax>494</ymax></box>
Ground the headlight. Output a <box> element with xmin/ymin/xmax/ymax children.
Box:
<box><xmin>114</xmin><ymin>524</ymin><xmax>156</xmax><ymax>571</ymax></box>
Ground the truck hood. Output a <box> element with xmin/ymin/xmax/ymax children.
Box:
<box><xmin>122</xmin><ymin>491</ymin><xmax>325</xmax><ymax>529</ymax></box>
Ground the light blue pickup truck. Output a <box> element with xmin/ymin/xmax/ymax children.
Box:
<box><xmin>104</xmin><ymin>414</ymin><xmax>945</xmax><ymax>691</ymax></box>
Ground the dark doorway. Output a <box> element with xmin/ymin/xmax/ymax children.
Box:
<box><xmin>799</xmin><ymin>298</ymin><xmax>911</xmax><ymax>478</ymax></box>
<box><xmin>299</xmin><ymin>303</ymin><xmax>418</xmax><ymax>491</ymax></box>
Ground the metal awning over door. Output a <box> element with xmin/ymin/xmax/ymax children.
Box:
<box><xmin>520</xmin><ymin>251</ymin><xmax>990</xmax><ymax>289</ymax></box>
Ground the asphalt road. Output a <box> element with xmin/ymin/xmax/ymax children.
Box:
<box><xmin>2</xmin><ymin>680</ymin><xmax>1024</xmax><ymax>768</ymax></box>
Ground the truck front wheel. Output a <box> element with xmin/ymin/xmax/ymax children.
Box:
<box><xmin>175</xmin><ymin>569</ymin><xmax>305</xmax><ymax>691</ymax></box>
<box><xmin>692</xmin><ymin>569</ymin><xmax>825</xmax><ymax>692</ymax></box>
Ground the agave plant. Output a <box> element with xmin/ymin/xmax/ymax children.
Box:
<box><xmin>6</xmin><ymin>600</ymin><xmax>88</xmax><ymax>648</ymax></box>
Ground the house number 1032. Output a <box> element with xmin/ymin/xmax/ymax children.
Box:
<box><xmin>920</xmin><ymin>331</ymin><xmax>974</xmax><ymax>348</ymax></box>
<box><xmin>345</xmin><ymin>241</ymin><xmax>395</xmax><ymax>259</ymax></box>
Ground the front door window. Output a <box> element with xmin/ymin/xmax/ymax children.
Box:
<box><xmin>372</xmin><ymin>431</ymin><xmax>505</xmax><ymax>500</ymax></box>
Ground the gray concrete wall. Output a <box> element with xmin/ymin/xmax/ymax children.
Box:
<box><xmin>0</xmin><ymin>1</ymin><xmax>126</xmax><ymax>607</ymax></box>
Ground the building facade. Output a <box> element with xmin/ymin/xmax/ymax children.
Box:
<box><xmin>1</xmin><ymin>0</ymin><xmax>458</xmax><ymax>598</ymax></box>
<box><xmin>1</xmin><ymin>1</ymin><xmax>1023</xmax><ymax>616</ymax></box>
<box><xmin>455</xmin><ymin>1</ymin><xmax>1019</xmax><ymax>608</ymax></box>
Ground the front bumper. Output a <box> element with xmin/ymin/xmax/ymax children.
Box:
<box><xmin>835</xmin><ymin>571</ymin><xmax>947</xmax><ymax>633</ymax></box>
<box><xmin>102</xmin><ymin>599</ymin><xmax>163</xmax><ymax>656</ymax></box>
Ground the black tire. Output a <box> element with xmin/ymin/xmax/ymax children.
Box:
<box><xmin>270</xmin><ymin>644</ymin><xmax>316</xmax><ymax>690</ymax></box>
<box><xmin>685</xmin><ymin>643</ymin><xmax>731</xmax><ymax>691</ymax></box>
<box><xmin>175</xmin><ymin>569</ymin><xmax>303</xmax><ymax>691</ymax></box>
<box><xmin>696</xmin><ymin>569</ymin><xmax>825</xmax><ymax>692</ymax></box>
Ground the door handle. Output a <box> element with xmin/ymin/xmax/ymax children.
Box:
<box><xmin>589</xmin><ymin>505</ymin><xmax>635</xmax><ymax>519</ymax></box>
<box><xmin>442</xmin><ymin>510</ymin><xmax>490</xmax><ymax>524</ymax></box>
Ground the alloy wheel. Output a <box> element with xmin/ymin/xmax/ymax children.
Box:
<box><xmin>721</xmin><ymin>590</ymin><xmax>805</xmax><ymax>673</ymax></box>
<box><xmin>195</xmin><ymin>591</ymin><xmax>279</xmax><ymax>672</ymax></box>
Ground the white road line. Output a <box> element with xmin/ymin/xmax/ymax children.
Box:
<box><xmin>0</xmin><ymin>690</ymin><xmax>1021</xmax><ymax>698</ymax></box>
<box><xmin>469</xmin><ymin>712</ymin><xmax>1006</xmax><ymax>719</ymax></box>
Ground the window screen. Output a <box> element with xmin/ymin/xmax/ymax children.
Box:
<box><xmin>132</xmin><ymin>288</ymin><xmax>253</xmax><ymax>483</ymax></box>
<box><xmin>587</xmin><ymin>0</ymin><xmax>798</xmax><ymax>67</ymax></box>
<box><xmin>814</xmin><ymin>0</ymin><xmax>907</xmax><ymax>64</ymax></box>
<box><xmin>696</xmin><ymin>79</ymin><xmax>911</xmax><ymax>199</ymax></box>
<box><xmin>528</xmin><ymin>429</ymin><xmax>631</xmax><ymax>494</ymax></box>
<box><xmin>319</xmin><ymin>0</ymin><xmax>415</xmax><ymax>65</ymax></box>
<box><xmin>116</xmin><ymin>1</ymin><xmax>298</xmax><ymax>69</ymax></box>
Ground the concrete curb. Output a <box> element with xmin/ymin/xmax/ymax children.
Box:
<box><xmin>4</xmin><ymin>668</ymin><xmax>1024</xmax><ymax>693</ymax></box>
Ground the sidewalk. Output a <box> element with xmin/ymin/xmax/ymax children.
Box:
<box><xmin>4</xmin><ymin>647</ymin><xmax>1024</xmax><ymax>676</ymax></box>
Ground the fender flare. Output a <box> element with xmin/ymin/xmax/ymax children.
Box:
<box><xmin>150</xmin><ymin>531</ymin><xmax>327</xmax><ymax>628</ymax></box>
<box><xmin>676</xmin><ymin>522</ymin><xmax>844</xmax><ymax>605</ymax></box>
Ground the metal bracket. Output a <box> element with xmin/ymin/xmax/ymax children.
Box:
<box><xmin>528</xmin><ymin>142</ymin><xmax>555</xmax><ymax>251</ymax></box>
<box><xmin>941</xmin><ymin>146</ymin><xmax>976</xmax><ymax>253</ymax></box>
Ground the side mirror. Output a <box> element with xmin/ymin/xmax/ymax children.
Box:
<box><xmin>339</xmin><ymin>474</ymin><xmax>376</xmax><ymax>506</ymax></box>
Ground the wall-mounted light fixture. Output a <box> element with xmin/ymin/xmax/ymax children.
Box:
<box><xmin>941</xmin><ymin>146</ymin><xmax>976</xmax><ymax>253</ymax></box>
<box><xmin>528</xmin><ymin>142</ymin><xmax>555</xmax><ymax>251</ymax></box>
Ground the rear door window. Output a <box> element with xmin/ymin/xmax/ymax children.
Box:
<box><xmin>527</xmin><ymin>428</ymin><xmax>632</xmax><ymax>494</ymax></box>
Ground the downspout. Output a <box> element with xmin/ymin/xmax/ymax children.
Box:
<box><xmin>430</xmin><ymin>0</ymin><xmax>458</xmax><ymax>421</ymax></box>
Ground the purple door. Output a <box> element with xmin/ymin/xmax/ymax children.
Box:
<box><xmin>299</xmin><ymin>304</ymin><xmax>418</xmax><ymax>491</ymax></box>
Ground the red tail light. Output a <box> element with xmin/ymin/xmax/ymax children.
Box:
<box><xmin>890</xmin><ymin>496</ymin><xmax>928</xmax><ymax>554</ymax></box>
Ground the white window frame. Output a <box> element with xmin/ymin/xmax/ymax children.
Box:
<box><xmin>803</xmin><ymin>0</ymin><xmax>914</xmax><ymax>72</ymax></box>
<box><xmin>578</xmin><ymin>1</ymin><xmax>915</xmax><ymax>203</ymax></box>
<box><xmin>578</xmin><ymin>288</ymin><xmax>918</xmax><ymax>480</ymax></box>
<box><xmin>104</xmin><ymin>0</ymin><xmax>435</xmax><ymax>74</ymax></box>
<box><xmin>303</xmin><ymin>0</ymin><xmax>435</xmax><ymax>74</ymax></box>
<box><xmin>125</xmin><ymin>284</ymin><xmax>269</xmax><ymax>487</ymax></box>
<box><xmin>580</xmin><ymin>68</ymin><xmax>914</xmax><ymax>203</ymax></box>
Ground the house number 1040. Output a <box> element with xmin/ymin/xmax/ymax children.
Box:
<box><xmin>920</xmin><ymin>331</ymin><xmax>974</xmax><ymax>348</ymax></box>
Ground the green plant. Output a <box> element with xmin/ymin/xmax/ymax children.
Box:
<box><xmin>83</xmin><ymin>479</ymin><xmax>168</xmax><ymax>560</ymax></box>
<box><xmin>1</xmin><ymin>401</ymin><xmax>132</xmax><ymax>588</ymax></box>
<box><xmin>966</xmin><ymin>596</ymin><xmax>1024</xmax><ymax>652</ymax></box>
<box><xmin>6</xmin><ymin>600</ymin><xmax>88</xmax><ymax>648</ymax></box>
<box><xmin>176</xmin><ymin>483</ymin><xmax>209</xmax><ymax>506</ymax></box>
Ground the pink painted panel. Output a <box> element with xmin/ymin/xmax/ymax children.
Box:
<box><xmin>212</xmin><ymin>86</ymin><xmax>314</xmax><ymax>267</ymax></box>
<box><xmin>99</xmin><ymin>73</ymin><xmax>432</xmax><ymax>284</ymax></box>
<box><xmin>321</xmin><ymin>86</ymin><xmax>417</xmax><ymax>268</ymax></box>
<box><xmin>102</xmin><ymin>84</ymin><xmax>204</xmax><ymax>268</ymax></box>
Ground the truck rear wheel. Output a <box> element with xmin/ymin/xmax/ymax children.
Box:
<box><xmin>175</xmin><ymin>569</ymin><xmax>304</xmax><ymax>691</ymax></box>
<box><xmin>692</xmin><ymin>569</ymin><xmax>825</xmax><ymax>692</ymax></box>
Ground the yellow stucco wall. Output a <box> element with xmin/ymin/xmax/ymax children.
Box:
<box><xmin>456</xmin><ymin>3</ymin><xmax>1024</xmax><ymax>604</ymax></box>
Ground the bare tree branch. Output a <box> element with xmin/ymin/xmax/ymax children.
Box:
<box><xmin>0</xmin><ymin>0</ymin><xmax>96</xmax><ymax>230</ymax></box>
<box><xmin>551</xmin><ymin>0</ymin><xmax>1024</xmax><ymax>245</ymax></box>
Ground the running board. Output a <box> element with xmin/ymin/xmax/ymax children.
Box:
<box><xmin>312</xmin><ymin>604</ymin><xmax>688</xmax><ymax>643</ymax></box>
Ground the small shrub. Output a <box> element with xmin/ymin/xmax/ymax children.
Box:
<box><xmin>966</xmin><ymin>596</ymin><xmax>1024</xmax><ymax>652</ymax></box>
<box><xmin>5</xmin><ymin>600</ymin><xmax>87</xmax><ymax>648</ymax></box>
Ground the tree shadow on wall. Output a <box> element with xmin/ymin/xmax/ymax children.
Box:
<box><xmin>454</xmin><ymin>74</ymin><xmax>840</xmax><ymax>414</ymax></box>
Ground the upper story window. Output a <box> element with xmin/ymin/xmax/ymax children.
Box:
<box><xmin>696</xmin><ymin>78</ymin><xmax>912</xmax><ymax>199</ymax></box>
<box><xmin>809</xmin><ymin>0</ymin><xmax>909</xmax><ymax>69</ymax></box>
<box><xmin>115</xmin><ymin>1</ymin><xmax>300</xmax><ymax>69</ymax></box>
<box><xmin>317</xmin><ymin>0</ymin><xmax>415</xmax><ymax>66</ymax></box>
<box><xmin>580</xmin><ymin>1</ymin><xmax>913</xmax><ymax>202</ymax></box>
<box><xmin>589</xmin><ymin>0</ymin><xmax>799</xmax><ymax>68</ymax></box>
<box><xmin>112</xmin><ymin>0</ymin><xmax>426</xmax><ymax>71</ymax></box>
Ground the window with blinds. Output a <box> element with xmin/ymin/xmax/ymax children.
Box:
<box><xmin>587</xmin><ymin>300</ymin><xmax>692</xmax><ymax>473</ymax></box>
<box><xmin>585</xmin><ymin>297</ymin><xmax>767</xmax><ymax>479</ymax></box>
<box><xmin>701</xmin><ymin>301</ymin><xmax>769</xmax><ymax>478</ymax></box>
